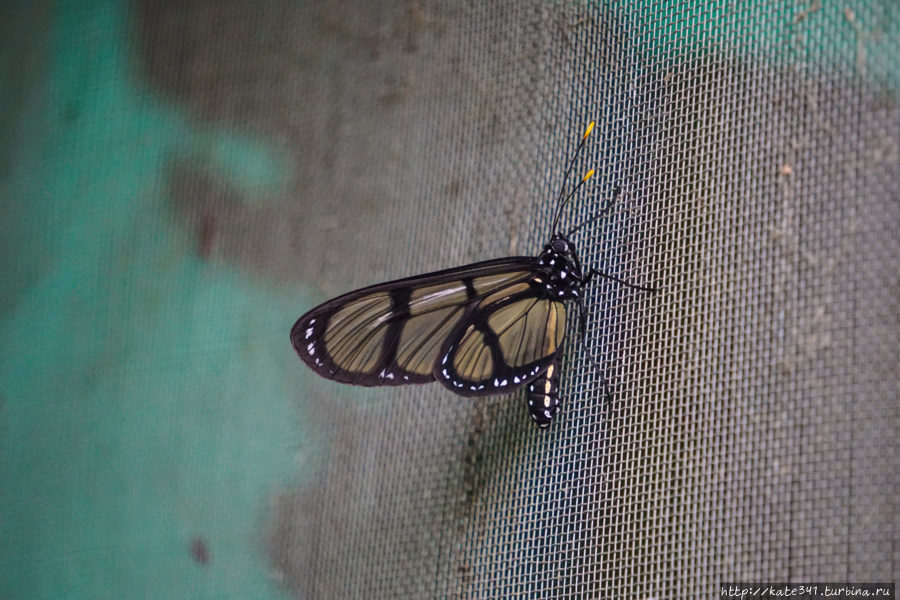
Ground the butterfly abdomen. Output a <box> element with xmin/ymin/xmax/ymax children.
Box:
<box><xmin>526</xmin><ymin>361</ymin><xmax>561</xmax><ymax>429</ymax></box>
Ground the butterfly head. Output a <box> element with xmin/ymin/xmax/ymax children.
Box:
<box><xmin>548</xmin><ymin>233</ymin><xmax>575</xmax><ymax>256</ymax></box>
<box><xmin>539</xmin><ymin>233</ymin><xmax>584</xmax><ymax>298</ymax></box>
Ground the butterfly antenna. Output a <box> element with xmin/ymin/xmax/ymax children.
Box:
<box><xmin>565</xmin><ymin>185</ymin><xmax>623</xmax><ymax>237</ymax></box>
<box><xmin>550</xmin><ymin>121</ymin><xmax>595</xmax><ymax>234</ymax></box>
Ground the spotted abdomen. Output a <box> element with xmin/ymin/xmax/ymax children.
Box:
<box><xmin>527</xmin><ymin>361</ymin><xmax>561</xmax><ymax>428</ymax></box>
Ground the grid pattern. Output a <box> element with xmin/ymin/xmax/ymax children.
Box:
<box><xmin>216</xmin><ymin>1</ymin><xmax>900</xmax><ymax>597</ymax></box>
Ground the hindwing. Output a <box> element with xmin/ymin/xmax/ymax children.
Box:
<box><xmin>291</xmin><ymin>258</ymin><xmax>540</xmax><ymax>386</ymax></box>
<box><xmin>436</xmin><ymin>290</ymin><xmax>567</xmax><ymax>397</ymax></box>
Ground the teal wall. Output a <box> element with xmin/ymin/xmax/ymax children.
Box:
<box><xmin>1</xmin><ymin>3</ymin><xmax>307</xmax><ymax>598</ymax></box>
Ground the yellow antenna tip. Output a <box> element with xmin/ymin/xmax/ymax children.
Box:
<box><xmin>582</xmin><ymin>168</ymin><xmax>595</xmax><ymax>182</ymax></box>
<box><xmin>583</xmin><ymin>121</ymin><xmax>595</xmax><ymax>139</ymax></box>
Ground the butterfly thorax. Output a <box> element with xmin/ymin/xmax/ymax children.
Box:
<box><xmin>537</xmin><ymin>233</ymin><xmax>583</xmax><ymax>300</ymax></box>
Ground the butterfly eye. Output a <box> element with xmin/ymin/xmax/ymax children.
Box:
<box><xmin>551</xmin><ymin>238</ymin><xmax>569</xmax><ymax>253</ymax></box>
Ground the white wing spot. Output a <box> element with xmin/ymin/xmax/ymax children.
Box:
<box><xmin>543</xmin><ymin>396</ymin><xmax>550</xmax><ymax>408</ymax></box>
<box><xmin>500</xmin><ymin>379</ymin><xmax>508</xmax><ymax>386</ymax></box>
<box><xmin>305</xmin><ymin>327</ymin><xmax>314</xmax><ymax>339</ymax></box>
<box><xmin>307</xmin><ymin>342</ymin><xmax>315</xmax><ymax>355</ymax></box>
<box><xmin>309</xmin><ymin>318</ymin><xmax>316</xmax><ymax>325</ymax></box>
<box><xmin>514</xmin><ymin>376</ymin><xmax>520</xmax><ymax>384</ymax></box>
<box><xmin>386</xmin><ymin>373</ymin><xmax>394</xmax><ymax>380</ymax></box>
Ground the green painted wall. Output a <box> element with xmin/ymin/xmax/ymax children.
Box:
<box><xmin>1</xmin><ymin>3</ymin><xmax>309</xmax><ymax>598</ymax></box>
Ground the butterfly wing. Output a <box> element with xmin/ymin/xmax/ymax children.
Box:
<box><xmin>291</xmin><ymin>258</ymin><xmax>541</xmax><ymax>387</ymax></box>
<box><xmin>436</xmin><ymin>289</ymin><xmax>567</xmax><ymax>396</ymax></box>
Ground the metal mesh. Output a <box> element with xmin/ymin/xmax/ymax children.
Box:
<box><xmin>139</xmin><ymin>0</ymin><xmax>898</xmax><ymax>597</ymax></box>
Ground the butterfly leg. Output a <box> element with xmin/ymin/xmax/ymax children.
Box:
<box><xmin>578</xmin><ymin>268</ymin><xmax>654</xmax><ymax>362</ymax></box>
<box><xmin>576</xmin><ymin>269</ymin><xmax>646</xmax><ymax>412</ymax></box>
<box><xmin>575</xmin><ymin>281</ymin><xmax>603</xmax><ymax>373</ymax></box>
<box><xmin>584</xmin><ymin>269</ymin><xmax>656</xmax><ymax>293</ymax></box>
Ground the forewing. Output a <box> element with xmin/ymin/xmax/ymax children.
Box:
<box><xmin>291</xmin><ymin>258</ymin><xmax>539</xmax><ymax>387</ymax></box>
<box><xmin>436</xmin><ymin>291</ymin><xmax>567</xmax><ymax>396</ymax></box>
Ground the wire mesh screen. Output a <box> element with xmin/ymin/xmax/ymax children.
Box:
<box><xmin>136</xmin><ymin>1</ymin><xmax>898</xmax><ymax>597</ymax></box>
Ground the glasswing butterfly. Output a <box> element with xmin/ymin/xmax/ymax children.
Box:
<box><xmin>291</xmin><ymin>122</ymin><xmax>653</xmax><ymax>428</ymax></box>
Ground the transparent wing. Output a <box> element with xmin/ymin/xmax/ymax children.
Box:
<box><xmin>436</xmin><ymin>292</ymin><xmax>567</xmax><ymax>396</ymax></box>
<box><xmin>291</xmin><ymin>258</ymin><xmax>539</xmax><ymax>387</ymax></box>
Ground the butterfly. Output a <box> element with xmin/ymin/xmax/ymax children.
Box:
<box><xmin>291</xmin><ymin>122</ymin><xmax>653</xmax><ymax>428</ymax></box>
